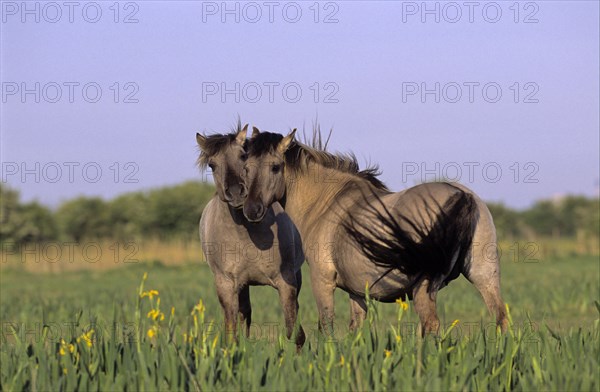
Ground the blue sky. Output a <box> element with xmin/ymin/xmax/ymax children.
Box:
<box><xmin>1</xmin><ymin>1</ymin><xmax>598</xmax><ymax>208</ymax></box>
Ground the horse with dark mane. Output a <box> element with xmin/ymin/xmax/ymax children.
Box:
<box><xmin>242</xmin><ymin>127</ymin><xmax>508</xmax><ymax>335</ymax></box>
<box><xmin>196</xmin><ymin>124</ymin><xmax>305</xmax><ymax>347</ymax></box>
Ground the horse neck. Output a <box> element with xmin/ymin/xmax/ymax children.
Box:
<box><xmin>213</xmin><ymin>196</ymin><xmax>247</xmax><ymax>225</ymax></box>
<box><xmin>282</xmin><ymin>162</ymin><xmax>364</xmax><ymax>236</ymax></box>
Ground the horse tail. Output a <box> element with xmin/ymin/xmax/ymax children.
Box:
<box><xmin>343</xmin><ymin>186</ymin><xmax>477</xmax><ymax>292</ymax></box>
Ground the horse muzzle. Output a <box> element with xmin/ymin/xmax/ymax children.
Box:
<box><xmin>243</xmin><ymin>201</ymin><xmax>266</xmax><ymax>223</ymax></box>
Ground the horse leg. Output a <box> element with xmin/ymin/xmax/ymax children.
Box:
<box><xmin>413</xmin><ymin>278</ymin><xmax>440</xmax><ymax>336</ymax></box>
<box><xmin>295</xmin><ymin>270</ymin><xmax>303</xmax><ymax>318</ymax></box>
<box><xmin>472</xmin><ymin>276</ymin><xmax>508</xmax><ymax>332</ymax></box>
<box><xmin>238</xmin><ymin>286</ymin><xmax>251</xmax><ymax>337</ymax></box>
<box><xmin>463</xmin><ymin>210</ymin><xmax>509</xmax><ymax>332</ymax></box>
<box><xmin>215</xmin><ymin>279</ymin><xmax>239</xmax><ymax>344</ymax></box>
<box><xmin>348</xmin><ymin>293</ymin><xmax>366</xmax><ymax>331</ymax></box>
<box><xmin>276</xmin><ymin>277</ymin><xmax>306</xmax><ymax>349</ymax></box>
<box><xmin>464</xmin><ymin>245</ymin><xmax>508</xmax><ymax>332</ymax></box>
<box><xmin>295</xmin><ymin>270</ymin><xmax>303</xmax><ymax>298</ymax></box>
<box><xmin>309</xmin><ymin>266</ymin><xmax>337</xmax><ymax>336</ymax></box>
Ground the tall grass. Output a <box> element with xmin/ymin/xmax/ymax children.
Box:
<box><xmin>1</xmin><ymin>255</ymin><xmax>598</xmax><ymax>390</ymax></box>
<box><xmin>1</xmin><ymin>270</ymin><xmax>598</xmax><ymax>390</ymax></box>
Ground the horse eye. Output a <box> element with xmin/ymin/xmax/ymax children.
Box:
<box><xmin>240</xmin><ymin>153</ymin><xmax>248</xmax><ymax>161</ymax></box>
<box><xmin>208</xmin><ymin>163</ymin><xmax>216</xmax><ymax>171</ymax></box>
<box><xmin>271</xmin><ymin>164</ymin><xmax>281</xmax><ymax>174</ymax></box>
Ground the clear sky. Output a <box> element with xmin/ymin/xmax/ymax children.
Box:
<box><xmin>1</xmin><ymin>1</ymin><xmax>598</xmax><ymax>209</ymax></box>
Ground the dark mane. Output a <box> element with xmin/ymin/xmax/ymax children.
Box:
<box><xmin>248</xmin><ymin>131</ymin><xmax>388</xmax><ymax>191</ymax></box>
<box><xmin>196</xmin><ymin>133</ymin><xmax>238</xmax><ymax>170</ymax></box>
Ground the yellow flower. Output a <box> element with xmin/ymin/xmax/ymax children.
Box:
<box><xmin>140</xmin><ymin>289</ymin><xmax>159</xmax><ymax>299</ymax></box>
<box><xmin>395</xmin><ymin>334</ymin><xmax>401</xmax><ymax>343</ymax></box>
<box><xmin>77</xmin><ymin>330</ymin><xmax>94</xmax><ymax>347</ymax></box>
<box><xmin>339</xmin><ymin>355</ymin><xmax>345</xmax><ymax>366</ymax></box>
<box><xmin>147</xmin><ymin>309</ymin><xmax>165</xmax><ymax>321</ymax></box>
<box><xmin>147</xmin><ymin>326</ymin><xmax>158</xmax><ymax>338</ymax></box>
<box><xmin>59</xmin><ymin>339</ymin><xmax>67</xmax><ymax>356</ymax></box>
<box><xmin>384</xmin><ymin>349</ymin><xmax>392</xmax><ymax>358</ymax></box>
<box><xmin>450</xmin><ymin>319</ymin><xmax>460</xmax><ymax>328</ymax></box>
<box><xmin>171</xmin><ymin>307</ymin><xmax>175</xmax><ymax>317</ymax></box>
<box><xmin>63</xmin><ymin>367</ymin><xmax>68</xmax><ymax>375</ymax></box>
<box><xmin>193</xmin><ymin>300</ymin><xmax>205</xmax><ymax>315</ymax></box>
<box><xmin>395</xmin><ymin>298</ymin><xmax>408</xmax><ymax>311</ymax></box>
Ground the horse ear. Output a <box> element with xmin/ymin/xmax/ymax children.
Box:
<box><xmin>235</xmin><ymin>124</ymin><xmax>248</xmax><ymax>145</ymax></box>
<box><xmin>278</xmin><ymin>129</ymin><xmax>296</xmax><ymax>154</ymax></box>
<box><xmin>251</xmin><ymin>126</ymin><xmax>260</xmax><ymax>139</ymax></box>
<box><xmin>196</xmin><ymin>133</ymin><xmax>208</xmax><ymax>151</ymax></box>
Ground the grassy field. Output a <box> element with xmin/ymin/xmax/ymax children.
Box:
<box><xmin>1</xmin><ymin>253</ymin><xmax>598</xmax><ymax>390</ymax></box>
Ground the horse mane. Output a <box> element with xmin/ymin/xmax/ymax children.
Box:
<box><xmin>196</xmin><ymin>123</ymin><xmax>245</xmax><ymax>170</ymax></box>
<box><xmin>248</xmin><ymin>127</ymin><xmax>388</xmax><ymax>191</ymax></box>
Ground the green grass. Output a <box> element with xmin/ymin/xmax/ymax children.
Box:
<box><xmin>1</xmin><ymin>255</ymin><xmax>598</xmax><ymax>390</ymax></box>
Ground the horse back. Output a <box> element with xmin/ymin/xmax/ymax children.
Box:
<box><xmin>383</xmin><ymin>182</ymin><xmax>478</xmax><ymax>235</ymax></box>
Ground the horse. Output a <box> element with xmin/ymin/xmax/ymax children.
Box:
<box><xmin>196</xmin><ymin>124</ymin><xmax>305</xmax><ymax>348</ymax></box>
<box><xmin>241</xmin><ymin>127</ymin><xmax>508</xmax><ymax>336</ymax></box>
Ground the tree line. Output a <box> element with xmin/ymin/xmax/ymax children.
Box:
<box><xmin>0</xmin><ymin>182</ymin><xmax>215</xmax><ymax>244</ymax></box>
<box><xmin>488</xmin><ymin>197</ymin><xmax>599</xmax><ymax>240</ymax></box>
<box><xmin>1</xmin><ymin>181</ymin><xmax>598</xmax><ymax>246</ymax></box>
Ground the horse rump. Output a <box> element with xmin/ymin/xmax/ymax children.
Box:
<box><xmin>343</xmin><ymin>185</ymin><xmax>477</xmax><ymax>292</ymax></box>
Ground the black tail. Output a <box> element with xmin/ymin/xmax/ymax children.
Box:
<box><xmin>343</xmin><ymin>186</ymin><xmax>478</xmax><ymax>292</ymax></box>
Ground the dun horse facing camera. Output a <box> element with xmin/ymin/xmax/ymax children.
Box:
<box><xmin>242</xmin><ymin>127</ymin><xmax>508</xmax><ymax>336</ymax></box>
<box><xmin>196</xmin><ymin>124</ymin><xmax>305</xmax><ymax>348</ymax></box>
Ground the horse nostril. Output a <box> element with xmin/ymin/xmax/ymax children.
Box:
<box><xmin>256</xmin><ymin>204</ymin><xmax>264</xmax><ymax>217</ymax></box>
<box><xmin>224</xmin><ymin>187</ymin><xmax>232</xmax><ymax>199</ymax></box>
<box><xmin>239</xmin><ymin>184</ymin><xmax>247</xmax><ymax>197</ymax></box>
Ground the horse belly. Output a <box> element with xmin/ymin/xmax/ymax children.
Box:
<box><xmin>335</xmin><ymin>248</ymin><xmax>414</xmax><ymax>302</ymax></box>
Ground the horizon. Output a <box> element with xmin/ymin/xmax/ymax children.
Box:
<box><xmin>3</xmin><ymin>167</ymin><xmax>598</xmax><ymax>212</ymax></box>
